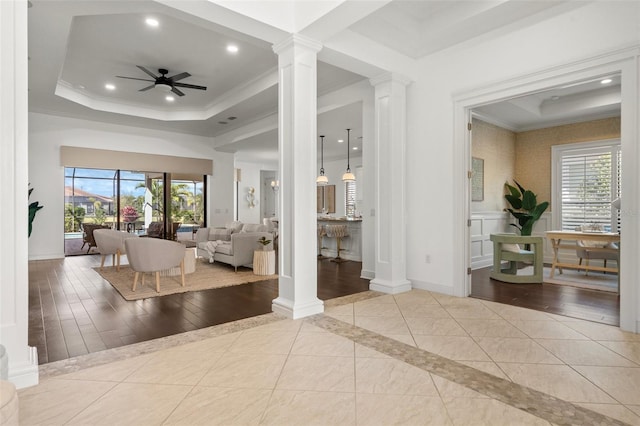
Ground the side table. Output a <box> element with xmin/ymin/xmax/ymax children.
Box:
<box><xmin>161</xmin><ymin>248</ymin><xmax>197</xmax><ymax>277</ymax></box>
<box><xmin>253</xmin><ymin>250</ymin><xmax>275</xmax><ymax>275</ymax></box>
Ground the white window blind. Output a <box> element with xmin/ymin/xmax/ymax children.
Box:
<box><xmin>556</xmin><ymin>142</ymin><xmax>621</xmax><ymax>231</ymax></box>
<box><xmin>345</xmin><ymin>181</ymin><xmax>356</xmax><ymax>217</ymax></box>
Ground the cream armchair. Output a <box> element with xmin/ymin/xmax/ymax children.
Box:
<box><xmin>124</xmin><ymin>238</ymin><xmax>186</xmax><ymax>292</ymax></box>
<box><xmin>490</xmin><ymin>233</ymin><xmax>544</xmax><ymax>284</ymax></box>
<box><xmin>93</xmin><ymin>229</ymin><xmax>139</xmax><ymax>271</ymax></box>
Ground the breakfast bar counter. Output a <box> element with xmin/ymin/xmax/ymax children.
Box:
<box><xmin>317</xmin><ymin>217</ymin><xmax>362</xmax><ymax>261</ymax></box>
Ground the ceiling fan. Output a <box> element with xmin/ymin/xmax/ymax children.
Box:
<box><xmin>116</xmin><ymin>66</ymin><xmax>207</xmax><ymax>97</ymax></box>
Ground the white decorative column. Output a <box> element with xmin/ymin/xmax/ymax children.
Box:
<box><xmin>0</xmin><ymin>0</ymin><xmax>39</xmax><ymax>387</ymax></box>
<box><xmin>271</xmin><ymin>35</ymin><xmax>324</xmax><ymax>319</ymax></box>
<box><xmin>369</xmin><ymin>73</ymin><xmax>412</xmax><ymax>294</ymax></box>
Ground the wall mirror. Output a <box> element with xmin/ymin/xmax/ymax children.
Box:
<box><xmin>317</xmin><ymin>185</ymin><xmax>335</xmax><ymax>213</ymax></box>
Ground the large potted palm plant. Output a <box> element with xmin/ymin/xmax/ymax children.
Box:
<box><xmin>28</xmin><ymin>186</ymin><xmax>43</xmax><ymax>237</ymax></box>
<box><xmin>504</xmin><ymin>181</ymin><xmax>549</xmax><ymax>236</ymax></box>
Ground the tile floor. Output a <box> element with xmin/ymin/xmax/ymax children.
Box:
<box><xmin>18</xmin><ymin>290</ymin><xmax>640</xmax><ymax>425</ymax></box>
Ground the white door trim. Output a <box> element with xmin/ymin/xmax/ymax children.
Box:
<box><xmin>453</xmin><ymin>46</ymin><xmax>640</xmax><ymax>333</ymax></box>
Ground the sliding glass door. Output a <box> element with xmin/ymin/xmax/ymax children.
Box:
<box><xmin>64</xmin><ymin>167</ymin><xmax>206</xmax><ymax>255</ymax></box>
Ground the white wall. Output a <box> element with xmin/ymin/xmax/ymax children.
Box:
<box><xmin>405</xmin><ymin>1</ymin><xmax>640</xmax><ymax>298</ymax></box>
<box><xmin>235</xmin><ymin>160</ymin><xmax>275</xmax><ymax>224</ymax></box>
<box><xmin>28</xmin><ymin>112</ymin><xmax>233</xmax><ymax>259</ymax></box>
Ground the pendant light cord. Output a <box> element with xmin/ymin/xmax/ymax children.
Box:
<box><xmin>320</xmin><ymin>135</ymin><xmax>325</xmax><ymax>175</ymax></box>
<box><xmin>346</xmin><ymin>128</ymin><xmax>351</xmax><ymax>172</ymax></box>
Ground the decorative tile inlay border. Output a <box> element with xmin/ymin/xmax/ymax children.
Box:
<box><xmin>306</xmin><ymin>314</ymin><xmax>630</xmax><ymax>426</ymax></box>
<box><xmin>38</xmin><ymin>312</ymin><xmax>286</xmax><ymax>380</ymax></box>
<box><xmin>37</xmin><ymin>292</ymin><xmax>384</xmax><ymax>380</ymax></box>
<box><xmin>323</xmin><ymin>290</ymin><xmax>385</xmax><ymax>308</ymax></box>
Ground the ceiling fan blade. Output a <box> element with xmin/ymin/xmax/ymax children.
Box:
<box><xmin>139</xmin><ymin>85</ymin><xmax>155</xmax><ymax>92</ymax></box>
<box><xmin>174</xmin><ymin>82</ymin><xmax>207</xmax><ymax>90</ymax></box>
<box><xmin>136</xmin><ymin>65</ymin><xmax>158</xmax><ymax>79</ymax></box>
<box><xmin>169</xmin><ymin>72</ymin><xmax>191</xmax><ymax>82</ymax></box>
<box><xmin>116</xmin><ymin>76</ymin><xmax>155</xmax><ymax>82</ymax></box>
<box><xmin>171</xmin><ymin>87</ymin><xmax>186</xmax><ymax>97</ymax></box>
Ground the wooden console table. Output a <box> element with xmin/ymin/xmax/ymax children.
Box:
<box><xmin>545</xmin><ymin>231</ymin><xmax>620</xmax><ymax>277</ymax></box>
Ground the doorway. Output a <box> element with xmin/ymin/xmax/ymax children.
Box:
<box><xmin>453</xmin><ymin>52</ymin><xmax>638</xmax><ymax>332</ymax></box>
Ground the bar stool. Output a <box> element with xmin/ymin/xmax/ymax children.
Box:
<box><xmin>325</xmin><ymin>224</ymin><xmax>349</xmax><ymax>263</ymax></box>
<box><xmin>317</xmin><ymin>224</ymin><xmax>327</xmax><ymax>259</ymax></box>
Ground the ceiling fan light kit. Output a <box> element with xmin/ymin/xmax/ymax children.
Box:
<box><xmin>116</xmin><ymin>66</ymin><xmax>207</xmax><ymax>97</ymax></box>
<box><xmin>155</xmin><ymin>83</ymin><xmax>172</xmax><ymax>92</ymax></box>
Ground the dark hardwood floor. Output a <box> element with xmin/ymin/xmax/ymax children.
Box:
<box><xmin>471</xmin><ymin>266</ymin><xmax>620</xmax><ymax>326</ymax></box>
<box><xmin>28</xmin><ymin>254</ymin><xmax>370</xmax><ymax>364</ymax></box>
<box><xmin>29</xmin><ymin>252</ymin><xmax>621</xmax><ymax>365</ymax></box>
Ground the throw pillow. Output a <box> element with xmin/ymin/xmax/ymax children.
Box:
<box><xmin>241</xmin><ymin>223</ymin><xmax>267</xmax><ymax>233</ymax></box>
<box><xmin>502</xmin><ymin>243</ymin><xmax>521</xmax><ymax>253</ymax></box>
<box><xmin>209</xmin><ymin>228</ymin><xmax>232</xmax><ymax>241</ymax></box>
<box><xmin>225</xmin><ymin>221</ymin><xmax>244</xmax><ymax>233</ymax></box>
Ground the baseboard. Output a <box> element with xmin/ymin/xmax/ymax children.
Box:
<box><xmin>29</xmin><ymin>253</ymin><xmax>64</xmax><ymax>261</ymax></box>
<box><xmin>8</xmin><ymin>346</ymin><xmax>39</xmax><ymax>389</ymax></box>
<box><xmin>411</xmin><ymin>279</ymin><xmax>456</xmax><ymax>296</ymax></box>
<box><xmin>272</xmin><ymin>297</ymin><xmax>324</xmax><ymax>319</ymax></box>
<box><xmin>360</xmin><ymin>269</ymin><xmax>375</xmax><ymax>280</ymax></box>
<box><xmin>369</xmin><ymin>278</ymin><xmax>412</xmax><ymax>294</ymax></box>
<box><xmin>471</xmin><ymin>258</ymin><xmax>493</xmax><ymax>270</ymax></box>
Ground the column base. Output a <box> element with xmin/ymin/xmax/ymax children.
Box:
<box><xmin>272</xmin><ymin>296</ymin><xmax>324</xmax><ymax>319</ymax></box>
<box><xmin>8</xmin><ymin>346</ymin><xmax>38</xmax><ymax>389</ymax></box>
<box><xmin>369</xmin><ymin>278</ymin><xmax>412</xmax><ymax>294</ymax></box>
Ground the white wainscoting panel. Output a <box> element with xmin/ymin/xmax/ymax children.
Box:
<box><xmin>470</xmin><ymin>211</ymin><xmax>510</xmax><ymax>270</ymax></box>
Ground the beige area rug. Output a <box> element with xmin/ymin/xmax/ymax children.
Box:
<box><xmin>518</xmin><ymin>265</ymin><xmax>619</xmax><ymax>293</ymax></box>
<box><xmin>95</xmin><ymin>260</ymin><xmax>277</xmax><ymax>301</ymax></box>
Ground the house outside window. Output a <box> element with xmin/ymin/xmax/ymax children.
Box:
<box><xmin>552</xmin><ymin>139</ymin><xmax>621</xmax><ymax>232</ymax></box>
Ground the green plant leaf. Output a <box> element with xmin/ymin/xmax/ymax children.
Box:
<box><xmin>504</xmin><ymin>181</ymin><xmax>547</xmax><ymax>236</ymax></box>
<box><xmin>505</xmin><ymin>195</ymin><xmax>522</xmax><ymax>209</ymax></box>
<box><xmin>530</xmin><ymin>201</ymin><xmax>549</xmax><ymax>220</ymax></box>
<box><xmin>521</xmin><ymin>221</ymin><xmax>534</xmax><ymax>236</ymax></box>
<box><xmin>505</xmin><ymin>183</ymin><xmax>521</xmax><ymax>198</ymax></box>
<box><xmin>522</xmin><ymin>190</ymin><xmax>537</xmax><ymax>211</ymax></box>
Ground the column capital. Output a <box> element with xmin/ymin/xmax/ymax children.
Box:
<box><xmin>369</xmin><ymin>72</ymin><xmax>412</xmax><ymax>88</ymax></box>
<box><xmin>272</xmin><ymin>34</ymin><xmax>323</xmax><ymax>55</ymax></box>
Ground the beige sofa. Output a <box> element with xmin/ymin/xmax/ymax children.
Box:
<box><xmin>195</xmin><ymin>221</ymin><xmax>274</xmax><ymax>271</ymax></box>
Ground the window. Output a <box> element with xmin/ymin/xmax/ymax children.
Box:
<box><xmin>345</xmin><ymin>181</ymin><xmax>356</xmax><ymax>217</ymax></box>
<box><xmin>552</xmin><ymin>140</ymin><xmax>621</xmax><ymax>232</ymax></box>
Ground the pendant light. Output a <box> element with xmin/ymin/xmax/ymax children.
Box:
<box><xmin>316</xmin><ymin>135</ymin><xmax>328</xmax><ymax>186</ymax></box>
<box><xmin>342</xmin><ymin>128</ymin><xmax>356</xmax><ymax>182</ymax></box>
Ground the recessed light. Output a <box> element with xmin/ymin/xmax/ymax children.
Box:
<box><xmin>226</xmin><ymin>44</ymin><xmax>239</xmax><ymax>53</ymax></box>
<box><xmin>338</xmin><ymin>139</ymin><xmax>344</xmax><ymax>143</ymax></box>
<box><xmin>551</xmin><ymin>95</ymin><xmax>560</xmax><ymax>101</ymax></box>
<box><xmin>145</xmin><ymin>18</ymin><xmax>159</xmax><ymax>27</ymax></box>
<box><xmin>601</xmin><ymin>78</ymin><xmax>612</xmax><ymax>84</ymax></box>
<box><xmin>105</xmin><ymin>83</ymin><xmax>115</xmax><ymax>91</ymax></box>
<box><xmin>218</xmin><ymin>121</ymin><xmax>228</xmax><ymax>125</ymax></box>
<box><xmin>353</xmin><ymin>147</ymin><xmax>359</xmax><ymax>150</ymax></box>
<box><xmin>227</xmin><ymin>116</ymin><xmax>237</xmax><ymax>120</ymax></box>
<box><xmin>165</xmin><ymin>96</ymin><xmax>175</xmax><ymax>102</ymax></box>
<box><xmin>77</xmin><ymin>84</ymin><xmax>86</xmax><ymax>90</ymax></box>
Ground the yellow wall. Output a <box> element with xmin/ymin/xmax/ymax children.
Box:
<box><xmin>515</xmin><ymin>117</ymin><xmax>621</xmax><ymax>210</ymax></box>
<box><xmin>471</xmin><ymin>119</ymin><xmax>516</xmax><ymax>212</ymax></box>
